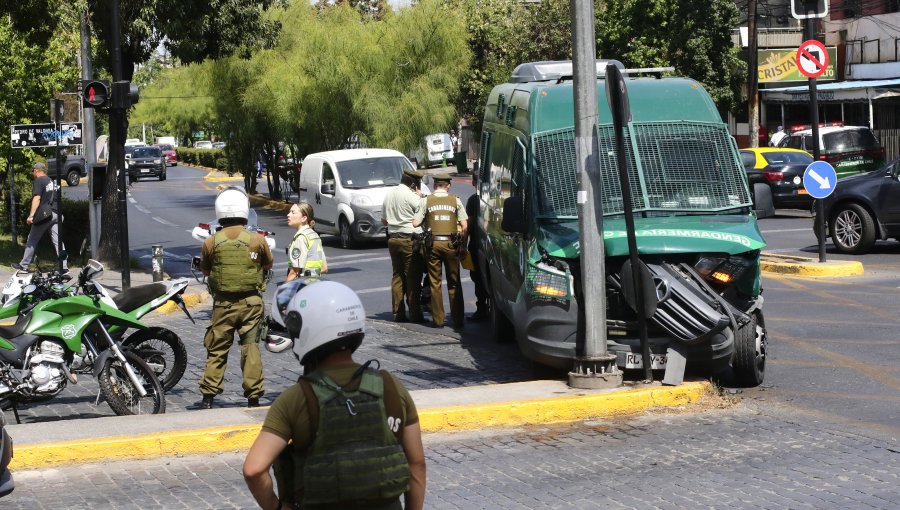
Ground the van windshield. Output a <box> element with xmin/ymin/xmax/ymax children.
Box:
<box><xmin>336</xmin><ymin>156</ymin><xmax>411</xmax><ymax>188</ymax></box>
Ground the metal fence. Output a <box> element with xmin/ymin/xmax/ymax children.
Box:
<box><xmin>533</xmin><ymin>122</ymin><xmax>752</xmax><ymax>218</ymax></box>
<box><xmin>874</xmin><ymin>128</ymin><xmax>900</xmax><ymax>161</ymax></box>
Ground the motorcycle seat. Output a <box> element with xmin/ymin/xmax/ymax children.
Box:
<box><xmin>113</xmin><ymin>283</ymin><xmax>168</xmax><ymax>313</ymax></box>
<box><xmin>0</xmin><ymin>312</ymin><xmax>31</xmax><ymax>340</ymax></box>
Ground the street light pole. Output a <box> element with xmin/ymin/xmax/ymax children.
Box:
<box><xmin>79</xmin><ymin>8</ymin><xmax>99</xmax><ymax>259</ymax></box>
<box><xmin>568</xmin><ymin>0</ymin><xmax>621</xmax><ymax>389</ymax></box>
<box><xmin>108</xmin><ymin>0</ymin><xmax>131</xmax><ymax>289</ymax></box>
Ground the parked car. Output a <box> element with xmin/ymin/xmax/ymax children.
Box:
<box><xmin>0</xmin><ymin>410</ymin><xmax>13</xmax><ymax>498</ymax></box>
<box><xmin>740</xmin><ymin>148</ymin><xmax>814</xmax><ymax>218</ymax></box>
<box><xmin>155</xmin><ymin>143</ymin><xmax>178</xmax><ymax>166</ymax></box>
<box><xmin>816</xmin><ymin>157</ymin><xmax>900</xmax><ymax>254</ymax></box>
<box><xmin>194</xmin><ymin>140</ymin><xmax>213</xmax><ymax>149</ymax></box>
<box><xmin>46</xmin><ymin>155</ymin><xmax>86</xmax><ymax>186</ymax></box>
<box><xmin>779</xmin><ymin>125</ymin><xmax>885</xmax><ymax>178</ymax></box>
<box><xmin>125</xmin><ymin>138</ymin><xmax>143</xmax><ymax>146</ymax></box>
<box><xmin>126</xmin><ymin>145</ymin><xmax>166</xmax><ymax>182</ymax></box>
<box><xmin>211</xmin><ymin>141</ymin><xmax>226</xmax><ymax>149</ymax></box>
<box><xmin>297</xmin><ymin>149</ymin><xmax>414</xmax><ymax>248</ymax></box>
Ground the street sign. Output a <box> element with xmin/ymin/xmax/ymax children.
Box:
<box><xmin>9</xmin><ymin>122</ymin><xmax>83</xmax><ymax>148</ymax></box>
<box><xmin>796</xmin><ymin>40</ymin><xmax>829</xmax><ymax>79</ymax></box>
<box><xmin>803</xmin><ymin>161</ymin><xmax>837</xmax><ymax>199</ymax></box>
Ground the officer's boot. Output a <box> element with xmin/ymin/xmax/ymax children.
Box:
<box><xmin>199</xmin><ymin>395</ymin><xmax>214</xmax><ymax>410</ymax></box>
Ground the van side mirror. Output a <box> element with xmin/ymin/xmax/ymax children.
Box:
<box><xmin>321</xmin><ymin>182</ymin><xmax>335</xmax><ymax>195</ymax></box>
<box><xmin>501</xmin><ymin>195</ymin><xmax>526</xmax><ymax>234</ymax></box>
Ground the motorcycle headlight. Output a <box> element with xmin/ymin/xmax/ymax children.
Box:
<box><xmin>694</xmin><ymin>254</ymin><xmax>753</xmax><ymax>285</ymax></box>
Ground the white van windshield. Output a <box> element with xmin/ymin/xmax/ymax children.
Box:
<box><xmin>335</xmin><ymin>156</ymin><xmax>411</xmax><ymax>189</ymax></box>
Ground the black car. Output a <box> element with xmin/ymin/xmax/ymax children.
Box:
<box><xmin>0</xmin><ymin>410</ymin><xmax>13</xmax><ymax>498</ymax></box>
<box><xmin>740</xmin><ymin>148</ymin><xmax>815</xmax><ymax>219</ymax></box>
<box><xmin>817</xmin><ymin>157</ymin><xmax>900</xmax><ymax>254</ymax></box>
<box><xmin>126</xmin><ymin>146</ymin><xmax>167</xmax><ymax>182</ymax></box>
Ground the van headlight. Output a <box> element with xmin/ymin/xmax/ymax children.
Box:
<box><xmin>351</xmin><ymin>195</ymin><xmax>372</xmax><ymax>207</ymax></box>
<box><xmin>694</xmin><ymin>254</ymin><xmax>753</xmax><ymax>285</ymax></box>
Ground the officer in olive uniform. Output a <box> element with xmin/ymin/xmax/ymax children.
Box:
<box><xmin>199</xmin><ymin>187</ymin><xmax>274</xmax><ymax>409</ymax></box>
<box><xmin>382</xmin><ymin>170</ymin><xmax>426</xmax><ymax>323</ymax></box>
<box><xmin>414</xmin><ymin>173</ymin><xmax>467</xmax><ymax>329</ymax></box>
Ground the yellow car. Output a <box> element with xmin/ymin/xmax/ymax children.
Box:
<box><xmin>739</xmin><ymin>147</ymin><xmax>814</xmax><ymax>218</ymax></box>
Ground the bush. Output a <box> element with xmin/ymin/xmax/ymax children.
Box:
<box><xmin>177</xmin><ymin>147</ymin><xmax>232</xmax><ymax>173</ymax></box>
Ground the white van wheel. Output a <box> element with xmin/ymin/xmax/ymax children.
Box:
<box><xmin>339</xmin><ymin>218</ymin><xmax>355</xmax><ymax>249</ymax></box>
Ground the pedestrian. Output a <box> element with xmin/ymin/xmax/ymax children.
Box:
<box><xmin>13</xmin><ymin>162</ymin><xmax>67</xmax><ymax>272</ymax></box>
<box><xmin>769</xmin><ymin>125</ymin><xmax>787</xmax><ymax>147</ymax></box>
<box><xmin>243</xmin><ymin>280</ymin><xmax>426</xmax><ymax>510</ymax></box>
<box><xmin>286</xmin><ymin>202</ymin><xmax>327</xmax><ymax>280</ymax></box>
<box><xmin>381</xmin><ymin>170</ymin><xmax>426</xmax><ymax>323</ymax></box>
<box><xmin>464</xmin><ymin>173</ymin><xmax>489</xmax><ymax>321</ymax></box>
<box><xmin>413</xmin><ymin>173</ymin><xmax>468</xmax><ymax>329</ymax></box>
<box><xmin>197</xmin><ymin>186</ymin><xmax>274</xmax><ymax>409</ymax></box>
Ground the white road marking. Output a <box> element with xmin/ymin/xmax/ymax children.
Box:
<box><xmin>128</xmin><ymin>197</ymin><xmax>137</xmax><ymax>203</ymax></box>
<box><xmin>135</xmin><ymin>205</ymin><xmax>151</xmax><ymax>214</ymax></box>
<box><xmin>328</xmin><ymin>253</ymin><xmax>383</xmax><ymax>261</ymax></box>
<box><xmin>273</xmin><ymin>255</ymin><xmax>391</xmax><ymax>268</ymax></box>
<box><xmin>139</xmin><ymin>251</ymin><xmax>194</xmax><ymax>262</ymax></box>
<box><xmin>152</xmin><ymin>216</ymin><xmax>179</xmax><ymax>227</ymax></box>
<box><xmin>355</xmin><ymin>277</ymin><xmax>471</xmax><ymax>294</ymax></box>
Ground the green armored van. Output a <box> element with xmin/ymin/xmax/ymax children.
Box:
<box><xmin>475</xmin><ymin>61</ymin><xmax>768</xmax><ymax>386</ymax></box>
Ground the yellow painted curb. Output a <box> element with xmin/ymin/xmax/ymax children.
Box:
<box><xmin>418</xmin><ymin>381</ymin><xmax>710</xmax><ymax>432</ymax></box>
<box><xmin>155</xmin><ymin>291</ymin><xmax>210</xmax><ymax>314</ymax></box>
<box><xmin>10</xmin><ymin>424</ymin><xmax>262</xmax><ymax>470</ymax></box>
<box><xmin>249</xmin><ymin>194</ymin><xmax>293</xmax><ymax>212</ymax></box>
<box><xmin>10</xmin><ymin>381</ymin><xmax>710</xmax><ymax>469</ymax></box>
<box><xmin>203</xmin><ymin>175</ymin><xmax>244</xmax><ymax>182</ymax></box>
<box><xmin>760</xmin><ymin>253</ymin><xmax>864</xmax><ymax>277</ymax></box>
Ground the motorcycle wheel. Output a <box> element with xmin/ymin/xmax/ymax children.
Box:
<box><xmin>122</xmin><ymin>327</ymin><xmax>187</xmax><ymax>392</ymax></box>
<box><xmin>99</xmin><ymin>350</ymin><xmax>166</xmax><ymax>416</ymax></box>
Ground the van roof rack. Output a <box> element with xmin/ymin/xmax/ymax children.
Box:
<box><xmin>510</xmin><ymin>60</ymin><xmax>626</xmax><ymax>83</ymax></box>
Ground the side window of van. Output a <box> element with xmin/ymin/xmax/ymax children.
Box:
<box><xmin>323</xmin><ymin>163</ymin><xmax>336</xmax><ymax>185</ymax></box>
<box><xmin>479</xmin><ymin>132</ymin><xmax>492</xmax><ymax>198</ymax></box>
<box><xmin>510</xmin><ymin>140</ymin><xmax>525</xmax><ymax>198</ymax></box>
<box><xmin>490</xmin><ymin>134</ymin><xmax>511</xmax><ymax>199</ymax></box>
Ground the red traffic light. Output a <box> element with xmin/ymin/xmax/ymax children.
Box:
<box><xmin>82</xmin><ymin>79</ymin><xmax>110</xmax><ymax>108</ymax></box>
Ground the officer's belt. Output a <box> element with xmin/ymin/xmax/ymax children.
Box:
<box><xmin>213</xmin><ymin>290</ymin><xmax>259</xmax><ymax>301</ymax></box>
<box><xmin>387</xmin><ymin>232</ymin><xmax>412</xmax><ymax>239</ymax></box>
<box><xmin>432</xmin><ymin>235</ymin><xmax>454</xmax><ymax>241</ymax></box>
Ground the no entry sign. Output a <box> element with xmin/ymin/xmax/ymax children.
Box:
<box><xmin>796</xmin><ymin>40</ymin><xmax>829</xmax><ymax>79</ymax></box>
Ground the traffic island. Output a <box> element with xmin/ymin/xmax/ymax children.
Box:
<box><xmin>760</xmin><ymin>252</ymin><xmax>864</xmax><ymax>277</ymax></box>
<box><xmin>9</xmin><ymin>380</ymin><xmax>715</xmax><ymax>469</ymax></box>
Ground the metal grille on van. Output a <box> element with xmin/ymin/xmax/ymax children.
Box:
<box><xmin>532</xmin><ymin>122</ymin><xmax>751</xmax><ymax>218</ymax></box>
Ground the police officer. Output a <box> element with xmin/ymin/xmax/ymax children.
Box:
<box><xmin>198</xmin><ymin>187</ymin><xmax>274</xmax><ymax>409</ymax></box>
<box><xmin>413</xmin><ymin>173</ymin><xmax>467</xmax><ymax>329</ymax></box>
<box><xmin>381</xmin><ymin>170</ymin><xmax>426</xmax><ymax>323</ymax></box>
<box><xmin>243</xmin><ymin>281</ymin><xmax>426</xmax><ymax>510</ymax></box>
<box><xmin>286</xmin><ymin>202</ymin><xmax>327</xmax><ymax>280</ymax></box>
<box><xmin>465</xmin><ymin>172</ymin><xmax>489</xmax><ymax>320</ymax></box>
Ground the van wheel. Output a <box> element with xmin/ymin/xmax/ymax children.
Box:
<box><xmin>752</xmin><ymin>183</ymin><xmax>774</xmax><ymax>219</ymax></box>
<box><xmin>339</xmin><ymin>218</ymin><xmax>356</xmax><ymax>249</ymax></box>
<box><xmin>66</xmin><ymin>170</ymin><xmax>80</xmax><ymax>187</ymax></box>
<box><xmin>732</xmin><ymin>311</ymin><xmax>766</xmax><ymax>387</ymax></box>
<box><xmin>490</xmin><ymin>301</ymin><xmax>515</xmax><ymax>343</ymax></box>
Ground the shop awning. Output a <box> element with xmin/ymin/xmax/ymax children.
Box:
<box><xmin>761</xmin><ymin>78</ymin><xmax>900</xmax><ymax>104</ymax></box>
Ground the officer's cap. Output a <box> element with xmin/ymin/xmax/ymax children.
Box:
<box><xmin>432</xmin><ymin>173</ymin><xmax>452</xmax><ymax>183</ymax></box>
<box><xmin>404</xmin><ymin>169</ymin><xmax>426</xmax><ymax>179</ymax></box>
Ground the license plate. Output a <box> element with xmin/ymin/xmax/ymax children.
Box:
<box><xmin>622</xmin><ymin>353</ymin><xmax>667</xmax><ymax>369</ymax></box>
<box><xmin>141</xmin><ymin>169</ymin><xmax>150</xmax><ymax>173</ymax></box>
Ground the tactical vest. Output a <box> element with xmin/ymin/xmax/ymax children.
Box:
<box><xmin>208</xmin><ymin>229</ymin><xmax>263</xmax><ymax>295</ymax></box>
<box><xmin>289</xmin><ymin>227</ymin><xmax>325</xmax><ymax>272</ymax></box>
<box><xmin>276</xmin><ymin>370</ymin><xmax>409</xmax><ymax>508</ymax></box>
<box><xmin>425</xmin><ymin>194</ymin><xmax>459</xmax><ymax>235</ymax></box>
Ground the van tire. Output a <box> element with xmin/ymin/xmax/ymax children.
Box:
<box><xmin>66</xmin><ymin>170</ymin><xmax>81</xmax><ymax>187</ymax></box>
<box><xmin>732</xmin><ymin>311</ymin><xmax>766</xmax><ymax>387</ymax></box>
<box><xmin>339</xmin><ymin>217</ymin><xmax>356</xmax><ymax>249</ymax></box>
<box><xmin>490</xmin><ymin>301</ymin><xmax>515</xmax><ymax>344</ymax></box>
<box><xmin>753</xmin><ymin>183</ymin><xmax>774</xmax><ymax>219</ymax></box>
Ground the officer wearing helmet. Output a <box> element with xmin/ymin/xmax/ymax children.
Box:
<box><xmin>244</xmin><ymin>281</ymin><xmax>426</xmax><ymax>510</ymax></box>
<box><xmin>198</xmin><ymin>187</ymin><xmax>274</xmax><ymax>409</ymax></box>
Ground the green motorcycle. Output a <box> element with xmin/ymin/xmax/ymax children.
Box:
<box><xmin>0</xmin><ymin>264</ymin><xmax>165</xmax><ymax>422</ymax></box>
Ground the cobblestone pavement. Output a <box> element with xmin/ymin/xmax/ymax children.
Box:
<box><xmin>9</xmin><ymin>302</ymin><xmax>535</xmax><ymax>422</ymax></box>
<box><xmin>5</xmin><ymin>402</ymin><xmax>899</xmax><ymax>509</ymax></box>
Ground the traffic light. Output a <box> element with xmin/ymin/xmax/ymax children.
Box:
<box><xmin>111</xmin><ymin>81</ymin><xmax>140</xmax><ymax>109</ymax></box>
<box><xmin>82</xmin><ymin>80</ymin><xmax>110</xmax><ymax>108</ymax></box>
<box><xmin>791</xmin><ymin>0</ymin><xmax>828</xmax><ymax>19</ymax></box>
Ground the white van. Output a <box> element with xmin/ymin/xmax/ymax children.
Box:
<box><xmin>297</xmin><ymin>149</ymin><xmax>415</xmax><ymax>248</ymax></box>
<box><xmin>423</xmin><ymin>133</ymin><xmax>453</xmax><ymax>166</ymax></box>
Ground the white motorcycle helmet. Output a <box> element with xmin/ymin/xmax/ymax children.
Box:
<box><xmin>215</xmin><ymin>186</ymin><xmax>250</xmax><ymax>221</ymax></box>
<box><xmin>264</xmin><ymin>278</ymin><xmax>312</xmax><ymax>353</ymax></box>
<box><xmin>284</xmin><ymin>280</ymin><xmax>366</xmax><ymax>366</ymax></box>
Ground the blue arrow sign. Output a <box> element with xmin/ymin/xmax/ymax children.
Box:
<box><xmin>803</xmin><ymin>161</ymin><xmax>837</xmax><ymax>199</ymax></box>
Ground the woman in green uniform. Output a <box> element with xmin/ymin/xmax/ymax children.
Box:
<box><xmin>286</xmin><ymin>203</ymin><xmax>327</xmax><ymax>281</ymax></box>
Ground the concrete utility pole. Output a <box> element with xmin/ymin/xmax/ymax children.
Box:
<box><xmin>748</xmin><ymin>0</ymin><xmax>760</xmax><ymax>147</ymax></box>
<box><xmin>51</xmin><ymin>99</ymin><xmax>65</xmax><ymax>273</ymax></box>
<box><xmin>79</xmin><ymin>8</ymin><xmax>99</xmax><ymax>259</ymax></box>
<box><xmin>109</xmin><ymin>0</ymin><xmax>131</xmax><ymax>289</ymax></box>
<box><xmin>568</xmin><ymin>0</ymin><xmax>622</xmax><ymax>389</ymax></box>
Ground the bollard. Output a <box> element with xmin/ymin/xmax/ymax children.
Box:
<box><xmin>151</xmin><ymin>245</ymin><xmax>164</xmax><ymax>282</ymax></box>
